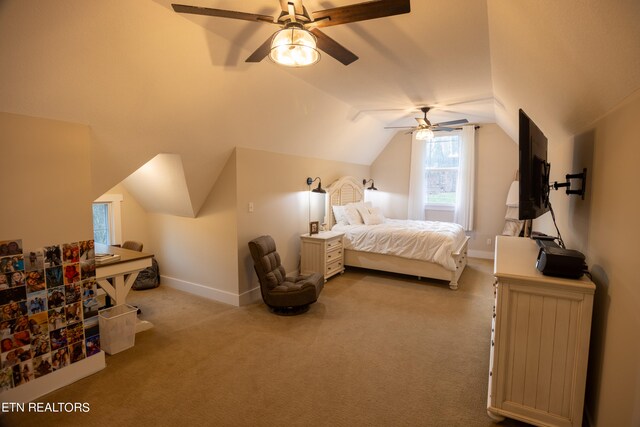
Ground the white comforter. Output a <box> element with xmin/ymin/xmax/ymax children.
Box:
<box><xmin>333</xmin><ymin>219</ymin><xmax>466</xmax><ymax>271</ymax></box>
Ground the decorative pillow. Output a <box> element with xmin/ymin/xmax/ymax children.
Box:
<box><xmin>343</xmin><ymin>204</ymin><xmax>364</xmax><ymax>225</ymax></box>
<box><xmin>369</xmin><ymin>207</ymin><xmax>386</xmax><ymax>225</ymax></box>
<box><xmin>332</xmin><ymin>205</ymin><xmax>349</xmax><ymax>225</ymax></box>
<box><xmin>357</xmin><ymin>205</ymin><xmax>386</xmax><ymax>225</ymax></box>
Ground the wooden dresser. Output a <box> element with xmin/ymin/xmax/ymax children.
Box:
<box><xmin>488</xmin><ymin>236</ymin><xmax>594</xmax><ymax>427</ymax></box>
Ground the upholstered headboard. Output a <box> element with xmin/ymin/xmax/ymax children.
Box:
<box><xmin>324</xmin><ymin>176</ymin><xmax>364</xmax><ymax>229</ymax></box>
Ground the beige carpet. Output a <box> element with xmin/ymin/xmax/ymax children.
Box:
<box><xmin>1</xmin><ymin>258</ymin><xmax>530</xmax><ymax>427</ymax></box>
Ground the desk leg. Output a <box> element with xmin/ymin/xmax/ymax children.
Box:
<box><xmin>97</xmin><ymin>278</ymin><xmax>116</xmax><ymax>304</ymax></box>
<box><xmin>97</xmin><ymin>274</ymin><xmax>154</xmax><ymax>334</ymax></box>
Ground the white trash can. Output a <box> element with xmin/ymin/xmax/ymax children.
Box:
<box><xmin>98</xmin><ymin>304</ymin><xmax>137</xmax><ymax>355</ymax></box>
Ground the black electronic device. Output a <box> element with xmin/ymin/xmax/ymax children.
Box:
<box><xmin>536</xmin><ymin>246</ymin><xmax>587</xmax><ymax>279</ymax></box>
<box><xmin>531</xmin><ymin>231</ymin><xmax>557</xmax><ymax>244</ymax></box>
<box><xmin>518</xmin><ymin>109</ymin><xmax>551</xmax><ymax>220</ymax></box>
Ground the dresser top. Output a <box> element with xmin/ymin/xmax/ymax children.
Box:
<box><xmin>494</xmin><ymin>236</ymin><xmax>595</xmax><ymax>292</ymax></box>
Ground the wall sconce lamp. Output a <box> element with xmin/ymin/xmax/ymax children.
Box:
<box><xmin>362</xmin><ymin>179</ymin><xmax>378</xmax><ymax>191</ymax></box>
<box><xmin>306</xmin><ymin>177</ymin><xmax>326</xmax><ymax>193</ymax></box>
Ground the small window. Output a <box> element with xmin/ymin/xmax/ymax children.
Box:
<box><xmin>424</xmin><ymin>134</ymin><xmax>460</xmax><ymax>208</ymax></box>
<box><xmin>92</xmin><ymin>194</ymin><xmax>123</xmax><ymax>246</ymax></box>
<box><xmin>92</xmin><ymin>203</ymin><xmax>111</xmax><ymax>245</ymax></box>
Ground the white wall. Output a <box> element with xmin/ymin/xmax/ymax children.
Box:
<box><xmin>145</xmin><ymin>150</ymin><xmax>240</xmax><ymax>304</ymax></box>
<box><xmin>235</xmin><ymin>148</ymin><xmax>370</xmax><ymax>296</ymax></box>
<box><xmin>0</xmin><ymin>112</ymin><xmax>93</xmax><ymax>247</ymax></box>
<box><xmin>371</xmin><ymin>124</ymin><xmax>518</xmax><ymax>257</ymax></box>
<box><xmin>569</xmin><ymin>92</ymin><xmax>640</xmax><ymax>427</ymax></box>
<box><xmin>370</xmin><ymin>132</ymin><xmax>411</xmax><ymax>220</ymax></box>
<box><xmin>473</xmin><ymin>124</ymin><xmax>518</xmax><ymax>255</ymax></box>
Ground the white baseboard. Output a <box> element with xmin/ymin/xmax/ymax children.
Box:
<box><xmin>468</xmin><ymin>249</ymin><xmax>494</xmax><ymax>260</ymax></box>
<box><xmin>239</xmin><ymin>286</ymin><xmax>262</xmax><ymax>306</ymax></box>
<box><xmin>1</xmin><ymin>351</ymin><xmax>105</xmax><ymax>403</ymax></box>
<box><xmin>160</xmin><ymin>275</ymin><xmax>261</xmax><ymax>307</ymax></box>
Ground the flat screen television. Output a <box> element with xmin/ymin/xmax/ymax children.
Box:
<box><xmin>518</xmin><ymin>109</ymin><xmax>550</xmax><ymax>220</ymax></box>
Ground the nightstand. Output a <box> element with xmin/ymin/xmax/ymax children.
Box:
<box><xmin>300</xmin><ymin>231</ymin><xmax>345</xmax><ymax>281</ymax></box>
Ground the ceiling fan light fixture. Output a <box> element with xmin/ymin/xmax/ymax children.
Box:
<box><xmin>269</xmin><ymin>25</ymin><xmax>320</xmax><ymax>67</ymax></box>
<box><xmin>415</xmin><ymin>128</ymin><xmax>434</xmax><ymax>141</ymax></box>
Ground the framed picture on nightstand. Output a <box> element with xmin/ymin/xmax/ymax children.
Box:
<box><xmin>309</xmin><ymin>221</ymin><xmax>319</xmax><ymax>235</ymax></box>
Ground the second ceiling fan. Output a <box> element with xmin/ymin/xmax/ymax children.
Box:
<box><xmin>172</xmin><ymin>0</ymin><xmax>411</xmax><ymax>67</ymax></box>
<box><xmin>385</xmin><ymin>107</ymin><xmax>469</xmax><ymax>140</ymax></box>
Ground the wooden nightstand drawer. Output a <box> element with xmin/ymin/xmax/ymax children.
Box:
<box><xmin>325</xmin><ymin>247</ymin><xmax>342</xmax><ymax>263</ymax></box>
<box><xmin>326</xmin><ymin>238</ymin><xmax>342</xmax><ymax>251</ymax></box>
<box><xmin>325</xmin><ymin>259</ymin><xmax>343</xmax><ymax>277</ymax></box>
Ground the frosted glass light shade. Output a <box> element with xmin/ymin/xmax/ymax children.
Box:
<box><xmin>415</xmin><ymin>128</ymin><xmax>434</xmax><ymax>140</ymax></box>
<box><xmin>270</xmin><ymin>27</ymin><xmax>320</xmax><ymax>67</ymax></box>
<box><xmin>506</xmin><ymin>180</ymin><xmax>519</xmax><ymax>206</ymax></box>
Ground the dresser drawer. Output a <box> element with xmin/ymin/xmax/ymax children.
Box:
<box><xmin>325</xmin><ymin>247</ymin><xmax>343</xmax><ymax>264</ymax></box>
<box><xmin>325</xmin><ymin>259</ymin><xmax>343</xmax><ymax>277</ymax></box>
<box><xmin>326</xmin><ymin>238</ymin><xmax>342</xmax><ymax>251</ymax></box>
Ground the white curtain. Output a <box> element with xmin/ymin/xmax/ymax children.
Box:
<box><xmin>407</xmin><ymin>135</ymin><xmax>426</xmax><ymax>220</ymax></box>
<box><xmin>454</xmin><ymin>125</ymin><xmax>476</xmax><ymax>230</ymax></box>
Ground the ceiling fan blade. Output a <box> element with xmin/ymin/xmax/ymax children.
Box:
<box><xmin>416</xmin><ymin>118</ymin><xmax>427</xmax><ymax>127</ymax></box>
<box><xmin>310</xmin><ymin>29</ymin><xmax>358</xmax><ymax>65</ymax></box>
<box><xmin>172</xmin><ymin>4</ymin><xmax>276</xmax><ymax>24</ymax></box>
<box><xmin>245</xmin><ymin>36</ymin><xmax>274</xmax><ymax>63</ymax></box>
<box><xmin>311</xmin><ymin>0</ymin><xmax>410</xmax><ymax>28</ymax></box>
<box><xmin>434</xmin><ymin>118</ymin><xmax>469</xmax><ymax>127</ymax></box>
<box><xmin>433</xmin><ymin>126</ymin><xmax>457</xmax><ymax>132</ymax></box>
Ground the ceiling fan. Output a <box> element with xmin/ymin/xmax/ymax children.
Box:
<box><xmin>384</xmin><ymin>107</ymin><xmax>469</xmax><ymax>140</ymax></box>
<box><xmin>171</xmin><ymin>0</ymin><xmax>411</xmax><ymax>67</ymax></box>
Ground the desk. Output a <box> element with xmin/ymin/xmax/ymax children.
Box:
<box><xmin>95</xmin><ymin>244</ymin><xmax>154</xmax><ymax>333</ymax></box>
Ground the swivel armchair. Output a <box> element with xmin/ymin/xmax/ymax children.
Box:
<box><xmin>248</xmin><ymin>235</ymin><xmax>323</xmax><ymax>315</ymax></box>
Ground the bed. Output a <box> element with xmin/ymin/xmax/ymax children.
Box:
<box><xmin>324</xmin><ymin>176</ymin><xmax>469</xmax><ymax>290</ymax></box>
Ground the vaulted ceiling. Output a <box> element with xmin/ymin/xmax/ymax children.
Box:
<box><xmin>1</xmin><ymin>1</ymin><xmax>638</xmax><ymax>216</ymax></box>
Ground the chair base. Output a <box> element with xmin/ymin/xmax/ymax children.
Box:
<box><xmin>268</xmin><ymin>304</ymin><xmax>310</xmax><ymax>316</ymax></box>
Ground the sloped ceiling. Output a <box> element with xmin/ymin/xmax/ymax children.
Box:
<box><xmin>123</xmin><ymin>154</ymin><xmax>195</xmax><ymax>217</ymax></box>
<box><xmin>487</xmin><ymin>0</ymin><xmax>640</xmax><ymax>140</ymax></box>
<box><xmin>1</xmin><ymin>1</ymin><xmax>638</xmax><ymax>216</ymax></box>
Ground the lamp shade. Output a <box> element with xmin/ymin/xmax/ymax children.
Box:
<box><xmin>362</xmin><ymin>179</ymin><xmax>377</xmax><ymax>191</ymax></box>
<box><xmin>270</xmin><ymin>26</ymin><xmax>319</xmax><ymax>67</ymax></box>
<box><xmin>415</xmin><ymin>128</ymin><xmax>434</xmax><ymax>141</ymax></box>
<box><xmin>506</xmin><ymin>180</ymin><xmax>519</xmax><ymax>206</ymax></box>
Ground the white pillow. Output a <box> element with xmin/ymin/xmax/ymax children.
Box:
<box><xmin>343</xmin><ymin>204</ymin><xmax>364</xmax><ymax>225</ymax></box>
<box><xmin>332</xmin><ymin>205</ymin><xmax>349</xmax><ymax>225</ymax></box>
<box><xmin>357</xmin><ymin>205</ymin><xmax>386</xmax><ymax>225</ymax></box>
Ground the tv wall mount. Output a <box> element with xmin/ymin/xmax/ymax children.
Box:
<box><xmin>552</xmin><ymin>168</ymin><xmax>587</xmax><ymax>199</ymax></box>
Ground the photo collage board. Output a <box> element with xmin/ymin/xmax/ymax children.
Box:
<box><xmin>0</xmin><ymin>238</ymin><xmax>101</xmax><ymax>392</ymax></box>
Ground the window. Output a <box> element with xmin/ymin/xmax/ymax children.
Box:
<box><xmin>92</xmin><ymin>194</ymin><xmax>123</xmax><ymax>246</ymax></box>
<box><xmin>92</xmin><ymin>203</ymin><xmax>111</xmax><ymax>245</ymax></box>
<box><xmin>424</xmin><ymin>134</ymin><xmax>460</xmax><ymax>208</ymax></box>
